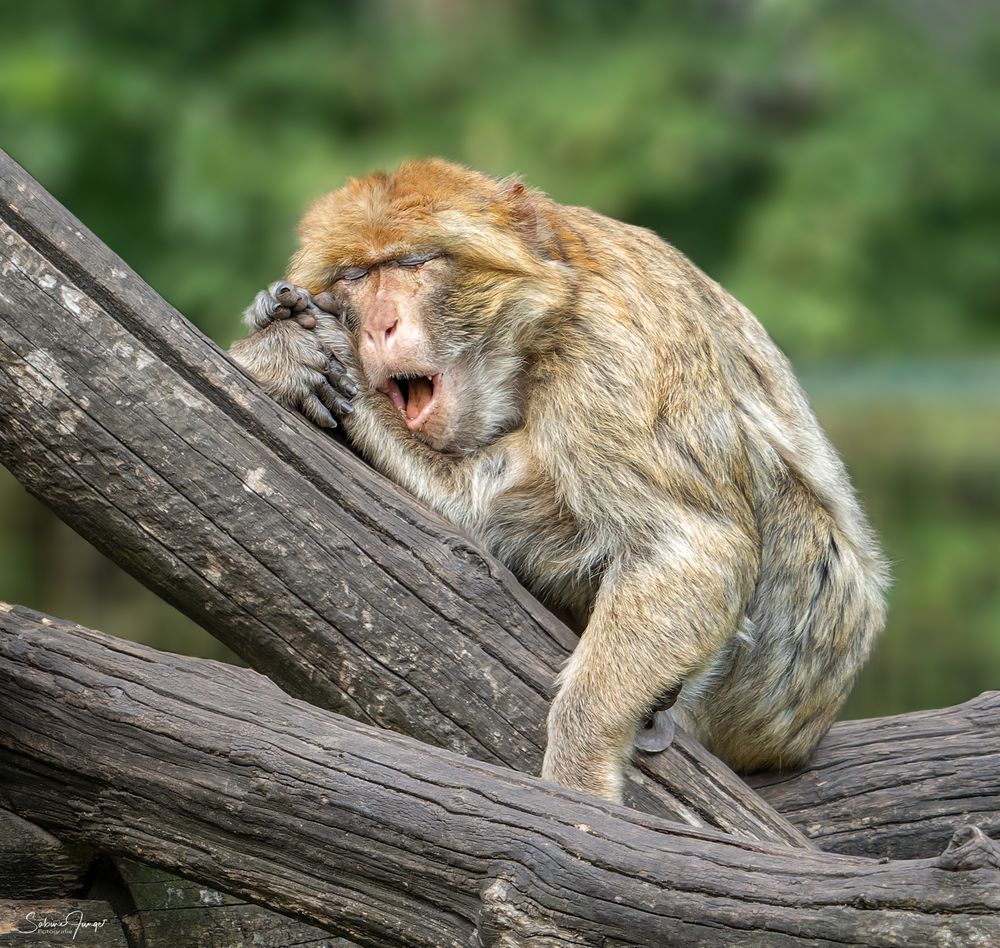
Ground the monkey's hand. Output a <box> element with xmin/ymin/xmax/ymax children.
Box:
<box><xmin>229</xmin><ymin>282</ymin><xmax>359</xmax><ymax>429</ymax></box>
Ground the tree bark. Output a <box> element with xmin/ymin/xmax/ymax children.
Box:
<box><xmin>0</xmin><ymin>806</ymin><xmax>348</xmax><ymax>948</ymax></box>
<box><xmin>0</xmin><ymin>808</ymin><xmax>90</xmax><ymax>900</ymax></box>
<box><xmin>109</xmin><ymin>857</ymin><xmax>347</xmax><ymax>948</ymax></box>
<box><xmin>750</xmin><ymin>691</ymin><xmax>1000</xmax><ymax>859</ymax></box>
<box><xmin>0</xmin><ymin>147</ymin><xmax>805</xmax><ymax>844</ymax></box>
<box><xmin>1</xmin><ymin>606</ymin><xmax>997</xmax><ymax>948</ymax></box>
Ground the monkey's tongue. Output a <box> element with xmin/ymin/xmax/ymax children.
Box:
<box><xmin>378</xmin><ymin>373</ymin><xmax>441</xmax><ymax>430</ymax></box>
<box><xmin>405</xmin><ymin>376</ymin><xmax>436</xmax><ymax>421</ymax></box>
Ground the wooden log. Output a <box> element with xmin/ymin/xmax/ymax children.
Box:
<box><xmin>0</xmin><ymin>808</ymin><xmax>344</xmax><ymax>945</ymax></box>
<box><xmin>0</xmin><ymin>605</ymin><xmax>997</xmax><ymax>947</ymax></box>
<box><xmin>750</xmin><ymin>691</ymin><xmax>1000</xmax><ymax>859</ymax></box>
<box><xmin>0</xmin><ymin>809</ymin><xmax>90</xmax><ymax>900</ymax></box>
<box><xmin>0</xmin><ymin>147</ymin><xmax>805</xmax><ymax>845</ymax></box>
<box><xmin>111</xmin><ymin>858</ymin><xmax>347</xmax><ymax>948</ymax></box>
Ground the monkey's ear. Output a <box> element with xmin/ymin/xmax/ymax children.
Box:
<box><xmin>498</xmin><ymin>176</ymin><xmax>557</xmax><ymax>259</ymax></box>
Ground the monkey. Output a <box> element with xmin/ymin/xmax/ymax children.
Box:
<box><xmin>229</xmin><ymin>159</ymin><xmax>888</xmax><ymax>804</ymax></box>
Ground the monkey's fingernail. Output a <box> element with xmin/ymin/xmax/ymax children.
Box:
<box><xmin>341</xmin><ymin>402</ymin><xmax>354</xmax><ymax>414</ymax></box>
<box><xmin>345</xmin><ymin>382</ymin><xmax>359</xmax><ymax>395</ymax></box>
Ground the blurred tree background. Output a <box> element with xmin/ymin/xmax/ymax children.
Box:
<box><xmin>1</xmin><ymin>0</ymin><xmax>997</xmax><ymax>719</ymax></box>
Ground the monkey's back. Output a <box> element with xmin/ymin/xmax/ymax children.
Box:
<box><xmin>550</xmin><ymin>206</ymin><xmax>889</xmax><ymax>771</ymax></box>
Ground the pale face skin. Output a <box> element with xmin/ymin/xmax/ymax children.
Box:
<box><xmin>334</xmin><ymin>255</ymin><xmax>461</xmax><ymax>451</ymax></box>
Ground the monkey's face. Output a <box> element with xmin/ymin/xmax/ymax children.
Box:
<box><xmin>288</xmin><ymin>160</ymin><xmax>569</xmax><ymax>453</ymax></box>
<box><xmin>332</xmin><ymin>254</ymin><xmax>477</xmax><ymax>451</ymax></box>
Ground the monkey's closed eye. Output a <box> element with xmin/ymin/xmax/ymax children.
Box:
<box><xmin>339</xmin><ymin>265</ymin><xmax>370</xmax><ymax>282</ymax></box>
<box><xmin>396</xmin><ymin>253</ymin><xmax>440</xmax><ymax>269</ymax></box>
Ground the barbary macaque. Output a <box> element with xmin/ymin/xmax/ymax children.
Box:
<box><xmin>230</xmin><ymin>159</ymin><xmax>888</xmax><ymax>803</ymax></box>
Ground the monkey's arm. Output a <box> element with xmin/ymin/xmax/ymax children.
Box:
<box><xmin>533</xmin><ymin>331</ymin><xmax>761</xmax><ymax>802</ymax></box>
<box><xmin>541</xmin><ymin>509</ymin><xmax>759</xmax><ymax>802</ymax></box>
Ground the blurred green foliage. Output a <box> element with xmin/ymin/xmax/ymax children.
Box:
<box><xmin>0</xmin><ymin>0</ymin><xmax>998</xmax><ymax>719</ymax></box>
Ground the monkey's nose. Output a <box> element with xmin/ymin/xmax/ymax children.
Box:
<box><xmin>366</xmin><ymin>318</ymin><xmax>398</xmax><ymax>351</ymax></box>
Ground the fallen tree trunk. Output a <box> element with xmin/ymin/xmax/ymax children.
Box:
<box><xmin>1</xmin><ymin>606</ymin><xmax>997</xmax><ymax>948</ymax></box>
<box><xmin>0</xmin><ymin>808</ymin><xmax>90</xmax><ymax>900</ymax></box>
<box><xmin>0</xmin><ymin>147</ymin><xmax>804</xmax><ymax>844</ymax></box>
<box><xmin>0</xmin><ymin>807</ymin><xmax>345</xmax><ymax>948</ymax></box>
<box><xmin>750</xmin><ymin>691</ymin><xmax>1000</xmax><ymax>859</ymax></box>
<box><xmin>108</xmin><ymin>857</ymin><xmax>349</xmax><ymax>948</ymax></box>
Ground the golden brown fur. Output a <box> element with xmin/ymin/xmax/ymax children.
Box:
<box><xmin>230</xmin><ymin>159</ymin><xmax>888</xmax><ymax>801</ymax></box>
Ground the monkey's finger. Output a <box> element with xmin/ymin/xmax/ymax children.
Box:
<box><xmin>308</xmin><ymin>370</ymin><xmax>354</xmax><ymax>414</ymax></box>
<box><xmin>312</xmin><ymin>291</ymin><xmax>344</xmax><ymax>318</ymax></box>
<box><xmin>270</xmin><ymin>281</ymin><xmax>312</xmax><ymax>313</ymax></box>
<box><xmin>324</xmin><ymin>358</ymin><xmax>359</xmax><ymax>396</ymax></box>
<box><xmin>335</xmin><ymin>375</ymin><xmax>359</xmax><ymax>397</ymax></box>
<box><xmin>335</xmin><ymin>375</ymin><xmax>360</xmax><ymax>397</ymax></box>
<box><xmin>634</xmin><ymin>709</ymin><xmax>676</xmax><ymax>753</ymax></box>
<box><xmin>316</xmin><ymin>380</ymin><xmax>354</xmax><ymax>416</ymax></box>
<box><xmin>243</xmin><ymin>290</ymin><xmax>289</xmax><ymax>330</ymax></box>
<box><xmin>299</xmin><ymin>393</ymin><xmax>337</xmax><ymax>429</ymax></box>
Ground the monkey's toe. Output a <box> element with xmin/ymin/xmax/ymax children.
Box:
<box><xmin>269</xmin><ymin>282</ymin><xmax>319</xmax><ymax>328</ymax></box>
<box><xmin>311</xmin><ymin>291</ymin><xmax>343</xmax><ymax>317</ymax></box>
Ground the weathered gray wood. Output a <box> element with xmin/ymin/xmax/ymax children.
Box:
<box><xmin>112</xmin><ymin>858</ymin><xmax>348</xmax><ymax>948</ymax></box>
<box><xmin>0</xmin><ymin>809</ymin><xmax>89</xmax><ymax>900</ymax></box>
<box><xmin>0</xmin><ymin>809</ymin><xmax>345</xmax><ymax>945</ymax></box>
<box><xmin>0</xmin><ymin>899</ymin><xmax>127</xmax><ymax>947</ymax></box>
<box><xmin>1</xmin><ymin>607</ymin><xmax>998</xmax><ymax>947</ymax></box>
<box><xmin>0</xmin><ymin>147</ymin><xmax>806</xmax><ymax>845</ymax></box>
<box><xmin>750</xmin><ymin>691</ymin><xmax>1000</xmax><ymax>859</ymax></box>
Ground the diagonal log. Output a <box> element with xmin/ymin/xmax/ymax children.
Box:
<box><xmin>750</xmin><ymin>691</ymin><xmax>1000</xmax><ymax>859</ymax></box>
<box><xmin>0</xmin><ymin>147</ymin><xmax>806</xmax><ymax>843</ymax></box>
<box><xmin>1</xmin><ymin>605</ymin><xmax>997</xmax><ymax>948</ymax></box>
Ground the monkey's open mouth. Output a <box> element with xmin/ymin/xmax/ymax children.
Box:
<box><xmin>378</xmin><ymin>373</ymin><xmax>442</xmax><ymax>431</ymax></box>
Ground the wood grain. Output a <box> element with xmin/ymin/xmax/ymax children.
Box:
<box><xmin>751</xmin><ymin>691</ymin><xmax>1000</xmax><ymax>858</ymax></box>
<box><xmin>1</xmin><ymin>605</ymin><xmax>998</xmax><ymax>947</ymax></box>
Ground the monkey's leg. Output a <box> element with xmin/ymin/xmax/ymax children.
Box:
<box><xmin>541</xmin><ymin>530</ymin><xmax>755</xmax><ymax>803</ymax></box>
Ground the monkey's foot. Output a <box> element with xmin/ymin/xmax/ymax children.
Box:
<box><xmin>244</xmin><ymin>280</ymin><xmax>327</xmax><ymax>331</ymax></box>
<box><xmin>634</xmin><ymin>709</ymin><xmax>676</xmax><ymax>753</ymax></box>
<box><xmin>634</xmin><ymin>683</ymin><xmax>681</xmax><ymax>753</ymax></box>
